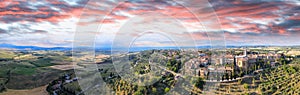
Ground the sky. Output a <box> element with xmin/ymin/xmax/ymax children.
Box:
<box><xmin>0</xmin><ymin>0</ymin><xmax>300</xmax><ymax>48</ymax></box>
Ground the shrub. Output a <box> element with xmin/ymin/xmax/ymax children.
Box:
<box><xmin>164</xmin><ymin>87</ymin><xmax>170</xmax><ymax>93</ymax></box>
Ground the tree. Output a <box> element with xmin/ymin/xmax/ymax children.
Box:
<box><xmin>195</xmin><ymin>77</ymin><xmax>205</xmax><ymax>89</ymax></box>
<box><xmin>217</xmin><ymin>74</ymin><xmax>220</xmax><ymax>81</ymax></box>
<box><xmin>243</xmin><ymin>84</ymin><xmax>249</xmax><ymax>90</ymax></box>
<box><xmin>222</xmin><ymin>75</ymin><xmax>224</xmax><ymax>81</ymax></box>
<box><xmin>167</xmin><ymin>60</ymin><xmax>171</xmax><ymax>67</ymax></box>
<box><xmin>135</xmin><ymin>86</ymin><xmax>146</xmax><ymax>95</ymax></box>
<box><xmin>225</xmin><ymin>73</ymin><xmax>229</xmax><ymax>80</ymax></box>
<box><xmin>259</xmin><ymin>74</ymin><xmax>263</xmax><ymax>81</ymax></box>
<box><xmin>164</xmin><ymin>87</ymin><xmax>170</xmax><ymax>93</ymax></box>
<box><xmin>252</xmin><ymin>78</ymin><xmax>256</xmax><ymax>86</ymax></box>
<box><xmin>239</xmin><ymin>71</ymin><xmax>244</xmax><ymax>77</ymax></box>
<box><xmin>134</xmin><ymin>91</ymin><xmax>143</xmax><ymax>95</ymax></box>
<box><xmin>152</xmin><ymin>88</ymin><xmax>157</xmax><ymax>93</ymax></box>
<box><xmin>230</xmin><ymin>72</ymin><xmax>233</xmax><ymax>80</ymax></box>
<box><xmin>206</xmin><ymin>72</ymin><xmax>210</xmax><ymax>80</ymax></box>
<box><xmin>0</xmin><ymin>83</ymin><xmax>6</xmax><ymax>93</ymax></box>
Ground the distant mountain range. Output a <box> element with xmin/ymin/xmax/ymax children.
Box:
<box><xmin>0</xmin><ymin>43</ymin><xmax>295</xmax><ymax>51</ymax></box>
<box><xmin>0</xmin><ymin>43</ymin><xmax>71</xmax><ymax>51</ymax></box>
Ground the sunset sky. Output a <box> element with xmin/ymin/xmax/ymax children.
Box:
<box><xmin>0</xmin><ymin>0</ymin><xmax>300</xmax><ymax>48</ymax></box>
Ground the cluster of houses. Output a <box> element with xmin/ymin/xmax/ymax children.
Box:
<box><xmin>50</xmin><ymin>74</ymin><xmax>79</xmax><ymax>95</ymax></box>
<box><xmin>185</xmin><ymin>49</ymin><xmax>288</xmax><ymax>79</ymax></box>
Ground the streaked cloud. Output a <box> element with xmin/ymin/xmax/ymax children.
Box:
<box><xmin>0</xmin><ymin>0</ymin><xmax>299</xmax><ymax>47</ymax></box>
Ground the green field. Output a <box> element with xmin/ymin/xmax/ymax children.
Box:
<box><xmin>0</xmin><ymin>51</ymin><xmax>73</xmax><ymax>91</ymax></box>
<box><xmin>0</xmin><ymin>51</ymin><xmax>15</xmax><ymax>60</ymax></box>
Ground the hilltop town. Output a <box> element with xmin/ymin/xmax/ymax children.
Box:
<box><xmin>185</xmin><ymin>48</ymin><xmax>291</xmax><ymax>82</ymax></box>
